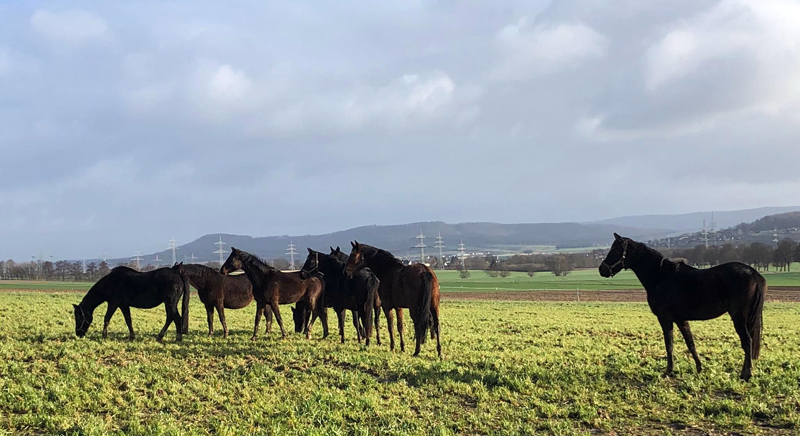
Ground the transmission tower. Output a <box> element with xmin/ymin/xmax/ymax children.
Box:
<box><xmin>132</xmin><ymin>251</ymin><xmax>144</xmax><ymax>270</ymax></box>
<box><xmin>434</xmin><ymin>232</ymin><xmax>445</xmax><ymax>269</ymax></box>
<box><xmin>414</xmin><ymin>228</ymin><xmax>427</xmax><ymax>263</ymax></box>
<box><xmin>188</xmin><ymin>253</ymin><xmax>197</xmax><ymax>263</ymax></box>
<box><xmin>458</xmin><ymin>239</ymin><xmax>467</xmax><ymax>268</ymax></box>
<box><xmin>710</xmin><ymin>212</ymin><xmax>717</xmax><ymax>246</ymax></box>
<box><xmin>773</xmin><ymin>229</ymin><xmax>779</xmax><ymax>248</ymax></box>
<box><xmin>702</xmin><ymin>219</ymin><xmax>709</xmax><ymax>249</ymax></box>
<box><xmin>168</xmin><ymin>237</ymin><xmax>178</xmax><ymax>264</ymax></box>
<box><xmin>153</xmin><ymin>254</ymin><xmax>161</xmax><ymax>266</ymax></box>
<box><xmin>213</xmin><ymin>235</ymin><xmax>228</xmax><ymax>264</ymax></box>
<box><xmin>286</xmin><ymin>240</ymin><xmax>297</xmax><ymax>270</ymax></box>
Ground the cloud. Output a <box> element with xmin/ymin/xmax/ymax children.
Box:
<box><xmin>492</xmin><ymin>18</ymin><xmax>608</xmax><ymax>81</ymax></box>
<box><xmin>30</xmin><ymin>9</ymin><xmax>110</xmax><ymax>46</ymax></box>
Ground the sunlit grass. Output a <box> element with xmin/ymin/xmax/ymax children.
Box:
<box><xmin>1</xmin><ymin>292</ymin><xmax>799</xmax><ymax>434</ymax></box>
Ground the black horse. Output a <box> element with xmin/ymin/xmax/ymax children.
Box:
<box><xmin>297</xmin><ymin>248</ymin><xmax>380</xmax><ymax>344</ymax></box>
<box><xmin>173</xmin><ymin>262</ymin><xmax>272</xmax><ymax>338</ymax></box>
<box><xmin>599</xmin><ymin>233</ymin><xmax>766</xmax><ymax>380</ymax></box>
<box><xmin>73</xmin><ymin>266</ymin><xmax>190</xmax><ymax>342</ymax></box>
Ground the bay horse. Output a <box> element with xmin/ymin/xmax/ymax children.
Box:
<box><xmin>72</xmin><ymin>266</ymin><xmax>190</xmax><ymax>342</ymax></box>
<box><xmin>220</xmin><ymin>248</ymin><xmax>323</xmax><ymax>339</ymax></box>
<box><xmin>297</xmin><ymin>248</ymin><xmax>380</xmax><ymax>344</ymax></box>
<box><xmin>599</xmin><ymin>233</ymin><xmax>766</xmax><ymax>380</ymax></box>
<box><xmin>344</xmin><ymin>241</ymin><xmax>441</xmax><ymax>357</ymax></box>
<box><xmin>172</xmin><ymin>262</ymin><xmax>272</xmax><ymax>338</ymax></box>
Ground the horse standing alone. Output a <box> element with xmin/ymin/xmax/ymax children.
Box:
<box><xmin>599</xmin><ymin>233</ymin><xmax>766</xmax><ymax>380</ymax></box>
<box><xmin>73</xmin><ymin>266</ymin><xmax>190</xmax><ymax>342</ymax></box>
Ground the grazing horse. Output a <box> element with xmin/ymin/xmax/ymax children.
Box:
<box><xmin>345</xmin><ymin>241</ymin><xmax>441</xmax><ymax>357</ymax></box>
<box><xmin>73</xmin><ymin>266</ymin><xmax>190</xmax><ymax>342</ymax></box>
<box><xmin>599</xmin><ymin>233</ymin><xmax>766</xmax><ymax>380</ymax></box>
<box><xmin>297</xmin><ymin>248</ymin><xmax>380</xmax><ymax>344</ymax></box>
<box><xmin>220</xmin><ymin>248</ymin><xmax>324</xmax><ymax>339</ymax></box>
<box><xmin>172</xmin><ymin>262</ymin><xmax>272</xmax><ymax>338</ymax></box>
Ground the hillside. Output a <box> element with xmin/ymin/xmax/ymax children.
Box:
<box><xmin>105</xmin><ymin>221</ymin><xmax>669</xmax><ymax>265</ymax></box>
<box><xmin>592</xmin><ymin>206</ymin><xmax>800</xmax><ymax>233</ymax></box>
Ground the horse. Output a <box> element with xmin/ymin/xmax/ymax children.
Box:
<box><xmin>72</xmin><ymin>266</ymin><xmax>190</xmax><ymax>342</ymax></box>
<box><xmin>331</xmin><ymin>245</ymin><xmax>382</xmax><ymax>344</ymax></box>
<box><xmin>220</xmin><ymin>248</ymin><xmax>324</xmax><ymax>339</ymax></box>
<box><xmin>344</xmin><ymin>241</ymin><xmax>441</xmax><ymax>357</ymax></box>
<box><xmin>297</xmin><ymin>248</ymin><xmax>380</xmax><ymax>344</ymax></box>
<box><xmin>599</xmin><ymin>233</ymin><xmax>766</xmax><ymax>380</ymax></box>
<box><xmin>172</xmin><ymin>262</ymin><xmax>272</xmax><ymax>338</ymax></box>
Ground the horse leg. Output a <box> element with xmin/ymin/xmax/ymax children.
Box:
<box><xmin>271</xmin><ymin>302</ymin><xmax>287</xmax><ymax>338</ymax></box>
<box><xmin>397</xmin><ymin>308</ymin><xmax>406</xmax><ymax>353</ymax></box>
<box><xmin>731</xmin><ymin>313</ymin><xmax>753</xmax><ymax>381</ymax></box>
<box><xmin>102</xmin><ymin>304</ymin><xmax>118</xmax><ymax>339</ymax></box>
<box><xmin>264</xmin><ymin>305</ymin><xmax>273</xmax><ymax>334</ymax></box>
<box><xmin>156</xmin><ymin>305</ymin><xmax>173</xmax><ymax>342</ymax></box>
<box><xmin>217</xmin><ymin>304</ymin><xmax>229</xmax><ymax>339</ymax></box>
<box><xmin>252</xmin><ymin>303</ymin><xmax>265</xmax><ymax>341</ymax></box>
<box><xmin>205</xmin><ymin>305</ymin><xmax>215</xmax><ymax>336</ymax></box>
<box><xmin>658</xmin><ymin>318</ymin><xmax>675</xmax><ymax>375</ymax></box>
<box><xmin>374</xmin><ymin>308</ymin><xmax>381</xmax><ymax>346</ymax></box>
<box><xmin>120</xmin><ymin>306</ymin><xmax>135</xmax><ymax>340</ymax></box>
<box><xmin>677</xmin><ymin>321</ymin><xmax>701</xmax><ymax>373</ymax></box>
<box><xmin>171</xmin><ymin>304</ymin><xmax>183</xmax><ymax>342</ymax></box>
<box><xmin>385</xmin><ymin>308</ymin><xmax>396</xmax><ymax>351</ymax></box>
<box><xmin>432</xmin><ymin>307</ymin><xmax>442</xmax><ymax>359</ymax></box>
<box><xmin>319</xmin><ymin>307</ymin><xmax>329</xmax><ymax>339</ymax></box>
<box><xmin>337</xmin><ymin>309</ymin><xmax>346</xmax><ymax>344</ymax></box>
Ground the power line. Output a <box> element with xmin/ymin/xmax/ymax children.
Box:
<box><xmin>434</xmin><ymin>232</ymin><xmax>444</xmax><ymax>270</ymax></box>
<box><xmin>213</xmin><ymin>235</ymin><xmax>228</xmax><ymax>265</ymax></box>
<box><xmin>168</xmin><ymin>237</ymin><xmax>178</xmax><ymax>265</ymax></box>
<box><xmin>414</xmin><ymin>228</ymin><xmax>427</xmax><ymax>264</ymax></box>
<box><xmin>132</xmin><ymin>251</ymin><xmax>144</xmax><ymax>270</ymax></box>
<box><xmin>286</xmin><ymin>240</ymin><xmax>297</xmax><ymax>270</ymax></box>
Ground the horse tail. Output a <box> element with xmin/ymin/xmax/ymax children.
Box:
<box><xmin>363</xmin><ymin>271</ymin><xmax>377</xmax><ymax>341</ymax></box>
<box><xmin>415</xmin><ymin>267</ymin><xmax>435</xmax><ymax>344</ymax></box>
<box><xmin>749</xmin><ymin>274</ymin><xmax>766</xmax><ymax>360</ymax></box>
<box><xmin>180</xmin><ymin>274</ymin><xmax>191</xmax><ymax>334</ymax></box>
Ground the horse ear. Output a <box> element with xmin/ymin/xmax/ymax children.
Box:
<box><xmin>613</xmin><ymin>233</ymin><xmax>621</xmax><ymax>241</ymax></box>
<box><xmin>72</xmin><ymin>304</ymin><xmax>78</xmax><ymax>309</ymax></box>
<box><xmin>351</xmin><ymin>241</ymin><xmax>356</xmax><ymax>248</ymax></box>
<box><xmin>335</xmin><ymin>247</ymin><xmax>341</xmax><ymax>254</ymax></box>
<box><xmin>308</xmin><ymin>247</ymin><xmax>313</xmax><ymax>254</ymax></box>
<box><xmin>330</xmin><ymin>246</ymin><xmax>335</xmax><ymax>252</ymax></box>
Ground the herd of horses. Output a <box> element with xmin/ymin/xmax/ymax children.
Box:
<box><xmin>73</xmin><ymin>234</ymin><xmax>766</xmax><ymax>379</ymax></box>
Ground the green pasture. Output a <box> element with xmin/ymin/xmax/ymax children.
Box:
<box><xmin>1</xmin><ymin>292</ymin><xmax>800</xmax><ymax>435</ymax></box>
<box><xmin>3</xmin><ymin>265</ymin><xmax>798</xmax><ymax>294</ymax></box>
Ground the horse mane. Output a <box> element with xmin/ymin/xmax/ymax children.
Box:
<box><xmin>236</xmin><ymin>250</ymin><xmax>276</xmax><ymax>274</ymax></box>
<box><xmin>359</xmin><ymin>243</ymin><xmax>403</xmax><ymax>267</ymax></box>
<box><xmin>181</xmin><ymin>263</ymin><xmax>218</xmax><ymax>277</ymax></box>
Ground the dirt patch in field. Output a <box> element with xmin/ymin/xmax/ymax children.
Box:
<box><xmin>443</xmin><ymin>287</ymin><xmax>800</xmax><ymax>302</ymax></box>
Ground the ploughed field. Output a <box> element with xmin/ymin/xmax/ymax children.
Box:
<box><xmin>2</xmin><ymin>292</ymin><xmax>800</xmax><ymax>435</ymax></box>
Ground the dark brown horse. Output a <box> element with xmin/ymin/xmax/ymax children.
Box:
<box><xmin>221</xmin><ymin>248</ymin><xmax>324</xmax><ymax>339</ymax></box>
<box><xmin>344</xmin><ymin>241</ymin><xmax>441</xmax><ymax>357</ymax></box>
<box><xmin>599</xmin><ymin>233</ymin><xmax>766</xmax><ymax>380</ymax></box>
<box><xmin>73</xmin><ymin>266</ymin><xmax>189</xmax><ymax>342</ymax></box>
<box><xmin>173</xmin><ymin>262</ymin><xmax>272</xmax><ymax>338</ymax></box>
<box><xmin>298</xmin><ymin>248</ymin><xmax>379</xmax><ymax>344</ymax></box>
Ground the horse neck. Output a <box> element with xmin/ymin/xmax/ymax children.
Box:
<box><xmin>627</xmin><ymin>243</ymin><xmax>666</xmax><ymax>292</ymax></box>
<box><xmin>320</xmin><ymin>256</ymin><xmax>345</xmax><ymax>278</ymax></box>
<box><xmin>363</xmin><ymin>249</ymin><xmax>402</xmax><ymax>279</ymax></box>
<box><xmin>239</xmin><ymin>255</ymin><xmax>274</xmax><ymax>286</ymax></box>
<box><xmin>184</xmin><ymin>265</ymin><xmax>214</xmax><ymax>288</ymax></box>
<box><xmin>80</xmin><ymin>282</ymin><xmax>107</xmax><ymax>313</ymax></box>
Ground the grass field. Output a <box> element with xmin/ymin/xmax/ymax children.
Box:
<box><xmin>2</xmin><ymin>292</ymin><xmax>800</xmax><ymax>435</ymax></box>
<box><xmin>3</xmin><ymin>266</ymin><xmax>798</xmax><ymax>294</ymax></box>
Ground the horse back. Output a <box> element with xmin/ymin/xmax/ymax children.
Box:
<box><xmin>102</xmin><ymin>268</ymin><xmax>184</xmax><ymax>309</ymax></box>
<box><xmin>649</xmin><ymin>262</ymin><xmax>762</xmax><ymax>321</ymax></box>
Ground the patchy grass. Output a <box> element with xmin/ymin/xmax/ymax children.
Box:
<box><xmin>1</xmin><ymin>292</ymin><xmax>799</xmax><ymax>435</ymax></box>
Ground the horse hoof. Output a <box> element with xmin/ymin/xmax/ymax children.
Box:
<box><xmin>176</xmin><ymin>336</ymin><xmax>183</xmax><ymax>342</ymax></box>
<box><xmin>250</xmin><ymin>336</ymin><xmax>258</xmax><ymax>341</ymax></box>
<box><xmin>740</xmin><ymin>371</ymin><xmax>752</xmax><ymax>381</ymax></box>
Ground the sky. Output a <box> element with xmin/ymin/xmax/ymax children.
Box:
<box><xmin>2</xmin><ymin>0</ymin><xmax>800</xmax><ymax>260</ymax></box>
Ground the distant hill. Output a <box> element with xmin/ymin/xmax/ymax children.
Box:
<box><xmin>103</xmin><ymin>221</ymin><xmax>670</xmax><ymax>265</ymax></box>
<box><xmin>591</xmin><ymin>206</ymin><xmax>800</xmax><ymax>233</ymax></box>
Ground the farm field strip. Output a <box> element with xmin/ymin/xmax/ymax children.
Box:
<box><xmin>2</xmin><ymin>293</ymin><xmax>800</xmax><ymax>435</ymax></box>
